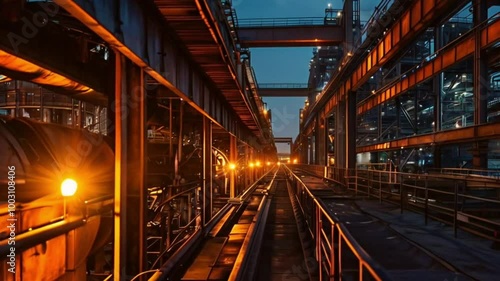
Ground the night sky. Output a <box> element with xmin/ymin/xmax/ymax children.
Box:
<box><xmin>234</xmin><ymin>0</ymin><xmax>380</xmax><ymax>152</ymax></box>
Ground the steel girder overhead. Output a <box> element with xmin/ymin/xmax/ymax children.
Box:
<box><xmin>54</xmin><ymin>0</ymin><xmax>268</xmax><ymax>148</ymax></box>
<box><xmin>357</xmin><ymin>122</ymin><xmax>500</xmax><ymax>153</ymax></box>
<box><xmin>238</xmin><ymin>25</ymin><xmax>344</xmax><ymax>47</ymax></box>
<box><xmin>0</xmin><ymin>2</ymin><xmax>111</xmax><ymax>105</ymax></box>
<box><xmin>152</xmin><ymin>0</ymin><xmax>270</xmax><ymax>143</ymax></box>
<box><xmin>258</xmin><ymin>86</ymin><xmax>309</xmax><ymax>97</ymax></box>
<box><xmin>303</xmin><ymin>0</ymin><xmax>469</xmax><ymax>131</ymax></box>
<box><xmin>358</xmin><ymin>17</ymin><xmax>500</xmax><ymax>115</ymax></box>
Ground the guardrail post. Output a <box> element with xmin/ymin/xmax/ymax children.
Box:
<box><xmin>400</xmin><ymin>179</ymin><xmax>404</xmax><ymax>214</ymax></box>
<box><xmin>316</xmin><ymin>205</ymin><xmax>322</xmax><ymax>281</ymax></box>
<box><xmin>379</xmin><ymin>171</ymin><xmax>382</xmax><ymax>203</ymax></box>
<box><xmin>359</xmin><ymin>262</ymin><xmax>363</xmax><ymax>281</ymax></box>
<box><xmin>424</xmin><ymin>175</ymin><xmax>428</xmax><ymax>225</ymax></box>
<box><xmin>355</xmin><ymin>169</ymin><xmax>358</xmax><ymax>196</ymax></box>
<box><xmin>454</xmin><ymin>180</ymin><xmax>458</xmax><ymax>238</ymax></box>
<box><xmin>338</xmin><ymin>230</ymin><xmax>342</xmax><ymax>280</ymax></box>
<box><xmin>368</xmin><ymin>170</ymin><xmax>371</xmax><ymax>197</ymax></box>
<box><xmin>330</xmin><ymin>224</ymin><xmax>335</xmax><ymax>281</ymax></box>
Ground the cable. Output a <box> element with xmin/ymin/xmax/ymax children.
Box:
<box><xmin>130</xmin><ymin>269</ymin><xmax>159</xmax><ymax>281</ymax></box>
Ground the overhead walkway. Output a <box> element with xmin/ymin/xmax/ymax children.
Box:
<box><xmin>237</xmin><ymin>17</ymin><xmax>344</xmax><ymax>47</ymax></box>
<box><xmin>258</xmin><ymin>83</ymin><xmax>309</xmax><ymax>97</ymax></box>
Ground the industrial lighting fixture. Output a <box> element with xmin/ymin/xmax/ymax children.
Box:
<box><xmin>61</xmin><ymin>178</ymin><xmax>77</xmax><ymax>218</ymax></box>
<box><xmin>229</xmin><ymin>163</ymin><xmax>236</xmax><ymax>170</ymax></box>
<box><xmin>61</xmin><ymin>178</ymin><xmax>78</xmax><ymax>197</ymax></box>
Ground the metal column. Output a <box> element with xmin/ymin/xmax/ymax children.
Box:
<box><xmin>336</xmin><ymin>100</ymin><xmax>346</xmax><ymax>168</ymax></box>
<box><xmin>245</xmin><ymin>145</ymin><xmax>250</xmax><ymax>187</ymax></box>
<box><xmin>229</xmin><ymin>134</ymin><xmax>237</xmax><ymax>198</ymax></box>
<box><xmin>473</xmin><ymin>0</ymin><xmax>489</xmax><ymax>169</ymax></box>
<box><xmin>317</xmin><ymin>118</ymin><xmax>326</xmax><ymax>165</ymax></box>
<box><xmin>309</xmin><ymin>135</ymin><xmax>314</xmax><ymax>164</ymax></box>
<box><xmin>14</xmin><ymin>80</ymin><xmax>19</xmax><ymax>117</ymax></box>
<box><xmin>114</xmin><ymin>53</ymin><xmax>147</xmax><ymax>280</ymax></box>
<box><xmin>346</xmin><ymin>91</ymin><xmax>357</xmax><ymax>170</ymax></box>
<box><xmin>343</xmin><ymin>0</ymin><xmax>354</xmax><ymax>52</ymax></box>
<box><xmin>433</xmin><ymin>25</ymin><xmax>443</xmax><ymax>132</ymax></box>
<box><xmin>202</xmin><ymin>117</ymin><xmax>213</xmax><ymax>226</ymax></box>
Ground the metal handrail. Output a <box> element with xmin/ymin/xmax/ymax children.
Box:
<box><xmin>283</xmin><ymin>164</ymin><xmax>391</xmax><ymax>281</ymax></box>
<box><xmin>430</xmin><ymin>168</ymin><xmax>500</xmax><ymax>179</ymax></box>
<box><xmin>0</xmin><ymin>194</ymin><xmax>113</xmax><ymax>256</ymax></box>
<box><xmin>237</xmin><ymin>16</ymin><xmax>340</xmax><ymax>27</ymax></box>
<box><xmin>258</xmin><ymin>83</ymin><xmax>309</xmax><ymax>89</ymax></box>
<box><xmin>296</xmin><ymin>164</ymin><xmax>500</xmax><ymax>241</ymax></box>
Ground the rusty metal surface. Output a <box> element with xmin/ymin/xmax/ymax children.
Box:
<box><xmin>179</xmin><ymin>192</ymin><xmax>263</xmax><ymax>280</ymax></box>
<box><xmin>53</xmin><ymin>0</ymin><xmax>263</xmax><ymax>148</ymax></box>
<box><xmin>358</xmin><ymin>16</ymin><xmax>500</xmax><ymax>115</ymax></box>
<box><xmin>181</xmin><ymin>237</ymin><xmax>227</xmax><ymax>280</ymax></box>
<box><xmin>153</xmin><ymin>0</ymin><xmax>265</xmax><ymax>138</ymax></box>
<box><xmin>303</xmin><ymin>0</ymin><xmax>469</xmax><ymax>131</ymax></box>
<box><xmin>356</xmin><ymin>122</ymin><xmax>500</xmax><ymax>152</ymax></box>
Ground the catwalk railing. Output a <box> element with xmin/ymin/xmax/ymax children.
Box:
<box><xmin>0</xmin><ymin>194</ymin><xmax>113</xmax><ymax>256</ymax></box>
<box><xmin>283</xmin><ymin>165</ymin><xmax>391</xmax><ymax>281</ymax></box>
<box><xmin>237</xmin><ymin>15</ymin><xmax>342</xmax><ymax>27</ymax></box>
<box><xmin>292</xmin><ymin>164</ymin><xmax>500</xmax><ymax>242</ymax></box>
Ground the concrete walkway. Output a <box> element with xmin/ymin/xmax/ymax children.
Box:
<box><xmin>356</xmin><ymin>200</ymin><xmax>500</xmax><ymax>281</ymax></box>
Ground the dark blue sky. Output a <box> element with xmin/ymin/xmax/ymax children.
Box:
<box><xmin>234</xmin><ymin>0</ymin><xmax>379</xmax><ymax>152</ymax></box>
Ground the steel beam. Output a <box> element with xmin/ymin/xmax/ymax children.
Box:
<box><xmin>0</xmin><ymin>12</ymin><xmax>111</xmax><ymax>104</ymax></box>
<box><xmin>316</xmin><ymin>117</ymin><xmax>326</xmax><ymax>165</ymax></box>
<box><xmin>473</xmin><ymin>0</ymin><xmax>488</xmax><ymax>125</ymax></box>
<box><xmin>274</xmin><ymin>137</ymin><xmax>293</xmax><ymax>143</ymax></box>
<box><xmin>356</xmin><ymin>122</ymin><xmax>500</xmax><ymax>153</ymax></box>
<box><xmin>113</xmin><ymin>53</ymin><xmax>147</xmax><ymax>280</ymax></box>
<box><xmin>229</xmin><ymin>134</ymin><xmax>237</xmax><ymax>198</ymax></box>
<box><xmin>238</xmin><ymin>25</ymin><xmax>344</xmax><ymax>47</ymax></box>
<box><xmin>258</xmin><ymin>87</ymin><xmax>309</xmax><ymax>97</ymax></box>
<box><xmin>335</xmin><ymin>100</ymin><xmax>346</xmax><ymax>167</ymax></box>
<box><xmin>304</xmin><ymin>0</ymin><xmax>468</xmax><ymax>131</ymax></box>
<box><xmin>54</xmin><ymin>0</ymin><xmax>262</xmax><ymax>149</ymax></box>
<box><xmin>358</xmin><ymin>16</ymin><xmax>500</xmax><ymax>115</ymax></box>
<box><xmin>274</xmin><ymin>137</ymin><xmax>293</xmax><ymax>156</ymax></box>
<box><xmin>202</xmin><ymin>117</ymin><xmax>212</xmax><ymax>226</ymax></box>
<box><xmin>473</xmin><ymin>0</ymin><xmax>489</xmax><ymax>169</ymax></box>
<box><xmin>346</xmin><ymin>91</ymin><xmax>356</xmax><ymax>170</ymax></box>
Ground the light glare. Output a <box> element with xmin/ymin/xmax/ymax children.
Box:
<box><xmin>61</xmin><ymin>178</ymin><xmax>78</xmax><ymax>197</ymax></box>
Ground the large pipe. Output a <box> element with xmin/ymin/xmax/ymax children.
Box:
<box><xmin>0</xmin><ymin>218</ymin><xmax>84</xmax><ymax>256</ymax></box>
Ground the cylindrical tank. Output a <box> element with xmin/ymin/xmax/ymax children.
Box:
<box><xmin>0</xmin><ymin>116</ymin><xmax>114</xmax><ymax>202</ymax></box>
